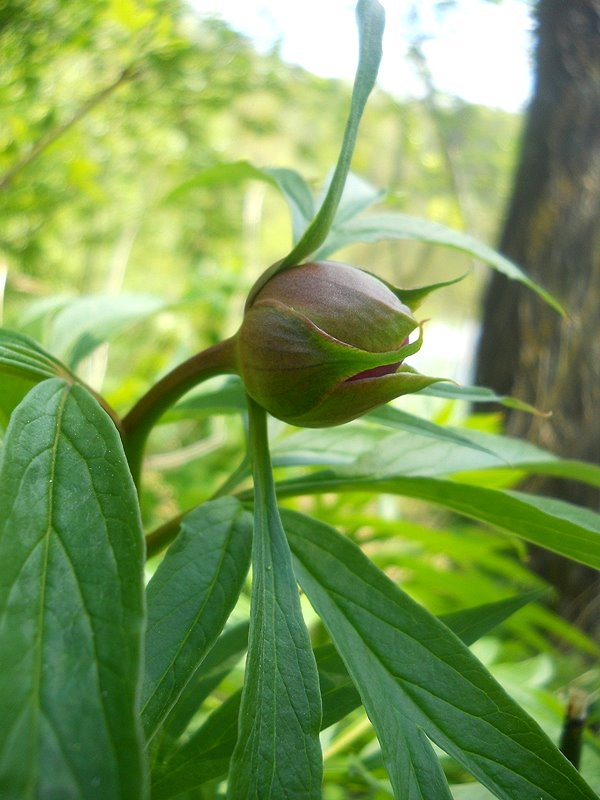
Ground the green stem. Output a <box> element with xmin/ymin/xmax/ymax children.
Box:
<box><xmin>122</xmin><ymin>335</ymin><xmax>238</xmax><ymax>487</ymax></box>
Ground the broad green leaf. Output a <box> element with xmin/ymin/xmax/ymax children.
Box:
<box><xmin>285</xmin><ymin>510</ymin><xmax>597</xmax><ymax>800</ymax></box>
<box><xmin>272</xmin><ymin>473</ymin><xmax>600</xmax><ymax>569</ymax></box>
<box><xmin>314</xmin><ymin>212</ymin><xmax>564</xmax><ymax>314</ymax></box>
<box><xmin>47</xmin><ymin>293</ymin><xmax>165</xmax><ymax>367</ymax></box>
<box><xmin>246</xmin><ymin>0</ymin><xmax>386</xmax><ymax>303</ymax></box>
<box><xmin>141</xmin><ymin>498</ymin><xmax>252</xmax><ymax>743</ymax></box>
<box><xmin>0</xmin><ymin>378</ymin><xmax>146</xmax><ymax>798</ymax></box>
<box><xmin>228</xmin><ymin>400</ymin><xmax>322</xmax><ymax>798</ymax></box>
<box><xmin>0</xmin><ymin>328</ymin><xmax>77</xmax><ymax>426</ymax></box>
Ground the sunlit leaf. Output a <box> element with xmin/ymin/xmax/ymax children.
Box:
<box><xmin>47</xmin><ymin>293</ymin><xmax>165</xmax><ymax>367</ymax></box>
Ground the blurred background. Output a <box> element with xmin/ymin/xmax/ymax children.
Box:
<box><xmin>1</xmin><ymin>1</ymin><xmax>599</xmax><ymax>792</ymax></box>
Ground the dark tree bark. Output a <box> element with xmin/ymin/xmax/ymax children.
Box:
<box><xmin>475</xmin><ymin>0</ymin><xmax>600</xmax><ymax>633</ymax></box>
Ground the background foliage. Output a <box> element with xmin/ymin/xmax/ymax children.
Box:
<box><xmin>1</xmin><ymin>1</ymin><xmax>598</xmax><ymax>797</ymax></box>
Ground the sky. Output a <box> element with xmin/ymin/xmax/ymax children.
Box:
<box><xmin>189</xmin><ymin>0</ymin><xmax>535</xmax><ymax>112</ymax></box>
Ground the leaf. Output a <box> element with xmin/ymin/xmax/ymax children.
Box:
<box><xmin>149</xmin><ymin>591</ymin><xmax>549</xmax><ymax>799</ymax></box>
<box><xmin>420</xmin><ymin>381</ymin><xmax>548</xmax><ymax>415</ymax></box>
<box><xmin>227</xmin><ymin>399</ymin><xmax>322</xmax><ymax>798</ymax></box>
<box><xmin>0</xmin><ymin>378</ymin><xmax>146</xmax><ymax>798</ymax></box>
<box><xmin>151</xmin><ymin>692</ymin><xmax>242</xmax><ymax>800</ymax></box>
<box><xmin>161</xmin><ymin>159</ymin><xmax>280</xmax><ymax>204</ymax></box>
<box><xmin>366</xmin><ymin>405</ymin><xmax>503</xmax><ymax>462</ymax></box>
<box><xmin>141</xmin><ymin>498</ymin><xmax>252</xmax><ymax>744</ymax></box>
<box><xmin>47</xmin><ymin>293</ymin><xmax>165</xmax><ymax>367</ymax></box>
<box><xmin>264</xmin><ymin>167</ymin><xmax>315</xmax><ymax>242</ymax></box>
<box><xmin>439</xmin><ymin>590</ymin><xmax>549</xmax><ymax>647</ymax></box>
<box><xmin>154</xmin><ymin>621</ymin><xmax>249</xmax><ymax>757</ymax></box>
<box><xmin>272</xmin><ymin>473</ymin><xmax>600</xmax><ymax>570</ymax></box>
<box><xmin>151</xmin><ymin>645</ymin><xmax>357</xmax><ymax>800</ymax></box>
<box><xmin>0</xmin><ymin>328</ymin><xmax>77</xmax><ymax>426</ymax></box>
<box><xmin>285</xmin><ymin>510</ymin><xmax>598</xmax><ymax>800</ymax></box>
<box><xmin>314</xmin><ymin>212</ymin><xmax>564</xmax><ymax>315</ymax></box>
<box><xmin>246</xmin><ymin>0</ymin><xmax>386</xmax><ymax>304</ymax></box>
<box><xmin>162</xmin><ymin>376</ymin><xmax>247</xmax><ymax>424</ymax></box>
<box><xmin>316</xmin><ymin>170</ymin><xmax>385</xmax><ymax>228</ymax></box>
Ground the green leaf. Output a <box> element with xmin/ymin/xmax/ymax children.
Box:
<box><xmin>264</xmin><ymin>167</ymin><xmax>315</xmax><ymax>242</ymax></box>
<box><xmin>161</xmin><ymin>159</ymin><xmax>280</xmax><ymax>204</ymax></box>
<box><xmin>149</xmin><ymin>591</ymin><xmax>550</xmax><ymax>799</ymax></box>
<box><xmin>314</xmin><ymin>212</ymin><xmax>564</xmax><ymax>314</ymax></box>
<box><xmin>0</xmin><ymin>328</ymin><xmax>77</xmax><ymax>426</ymax></box>
<box><xmin>141</xmin><ymin>498</ymin><xmax>252</xmax><ymax>744</ymax></box>
<box><xmin>272</xmin><ymin>473</ymin><xmax>600</xmax><ymax>570</ymax></box>
<box><xmin>246</xmin><ymin>0</ymin><xmax>386</xmax><ymax>304</ymax></box>
<box><xmin>228</xmin><ymin>399</ymin><xmax>322</xmax><ymax>798</ymax></box>
<box><xmin>152</xmin><ymin>691</ymin><xmax>242</xmax><ymax>800</ymax></box>
<box><xmin>162</xmin><ymin>376</ymin><xmax>247</xmax><ymax>424</ymax></box>
<box><xmin>439</xmin><ymin>590</ymin><xmax>549</xmax><ymax>647</ymax></box>
<box><xmin>420</xmin><ymin>381</ymin><xmax>548</xmax><ymax>415</ymax></box>
<box><xmin>0</xmin><ymin>379</ymin><xmax>146</xmax><ymax>798</ymax></box>
<box><xmin>366</xmin><ymin>405</ymin><xmax>503</xmax><ymax>462</ymax></box>
<box><xmin>47</xmin><ymin>293</ymin><xmax>165</xmax><ymax>367</ymax></box>
<box><xmin>154</xmin><ymin>621</ymin><xmax>249</xmax><ymax>758</ymax></box>
<box><xmin>151</xmin><ymin>644</ymin><xmax>358</xmax><ymax>800</ymax></box>
<box><xmin>285</xmin><ymin>510</ymin><xmax>597</xmax><ymax>800</ymax></box>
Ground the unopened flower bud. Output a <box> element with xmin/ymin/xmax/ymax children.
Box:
<box><xmin>235</xmin><ymin>260</ymin><xmax>437</xmax><ymax>427</ymax></box>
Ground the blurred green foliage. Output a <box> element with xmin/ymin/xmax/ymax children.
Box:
<box><xmin>2</xmin><ymin>3</ymin><xmax>598</xmax><ymax>795</ymax></box>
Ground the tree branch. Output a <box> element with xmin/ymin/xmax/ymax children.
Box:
<box><xmin>0</xmin><ymin>63</ymin><xmax>141</xmax><ymax>192</ymax></box>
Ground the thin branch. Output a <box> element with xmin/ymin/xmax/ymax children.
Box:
<box><xmin>0</xmin><ymin>64</ymin><xmax>141</xmax><ymax>192</ymax></box>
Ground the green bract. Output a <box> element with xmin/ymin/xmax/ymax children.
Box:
<box><xmin>235</xmin><ymin>261</ymin><xmax>439</xmax><ymax>427</ymax></box>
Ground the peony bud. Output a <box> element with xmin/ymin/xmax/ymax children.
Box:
<box><xmin>235</xmin><ymin>261</ymin><xmax>438</xmax><ymax>427</ymax></box>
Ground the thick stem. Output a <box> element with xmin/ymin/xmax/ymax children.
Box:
<box><xmin>122</xmin><ymin>336</ymin><xmax>238</xmax><ymax>486</ymax></box>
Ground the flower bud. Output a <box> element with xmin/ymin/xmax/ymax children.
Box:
<box><xmin>236</xmin><ymin>260</ymin><xmax>437</xmax><ymax>427</ymax></box>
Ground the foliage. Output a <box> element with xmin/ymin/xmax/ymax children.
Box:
<box><xmin>1</xmin><ymin>1</ymin><xmax>599</xmax><ymax>798</ymax></box>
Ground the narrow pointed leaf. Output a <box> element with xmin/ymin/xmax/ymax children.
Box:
<box><xmin>150</xmin><ymin>588</ymin><xmax>549</xmax><ymax>799</ymax></box>
<box><xmin>440</xmin><ymin>590</ymin><xmax>549</xmax><ymax>647</ymax></box>
<box><xmin>246</xmin><ymin>0</ymin><xmax>386</xmax><ymax>304</ymax></box>
<box><xmin>314</xmin><ymin>212</ymin><xmax>564</xmax><ymax>314</ymax></box>
<box><xmin>271</xmin><ymin>473</ymin><xmax>600</xmax><ymax>569</ymax></box>
<box><xmin>227</xmin><ymin>400</ymin><xmax>322</xmax><ymax>798</ymax></box>
<box><xmin>420</xmin><ymin>381</ymin><xmax>548</xmax><ymax>415</ymax></box>
<box><xmin>161</xmin><ymin>159</ymin><xmax>280</xmax><ymax>203</ymax></box>
<box><xmin>0</xmin><ymin>379</ymin><xmax>146</xmax><ymax>798</ymax></box>
<box><xmin>141</xmin><ymin>497</ymin><xmax>252</xmax><ymax>743</ymax></box>
<box><xmin>265</xmin><ymin>167</ymin><xmax>315</xmax><ymax>242</ymax></box>
<box><xmin>285</xmin><ymin>510</ymin><xmax>597</xmax><ymax>800</ymax></box>
<box><xmin>155</xmin><ymin>621</ymin><xmax>249</xmax><ymax>756</ymax></box>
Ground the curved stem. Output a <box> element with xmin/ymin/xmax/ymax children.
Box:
<box><xmin>122</xmin><ymin>335</ymin><xmax>238</xmax><ymax>487</ymax></box>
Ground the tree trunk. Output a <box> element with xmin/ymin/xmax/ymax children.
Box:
<box><xmin>475</xmin><ymin>0</ymin><xmax>600</xmax><ymax>633</ymax></box>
